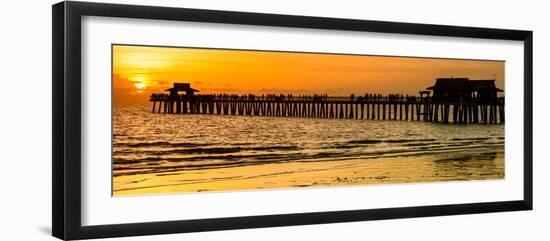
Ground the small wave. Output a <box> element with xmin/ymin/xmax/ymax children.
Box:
<box><xmin>114</xmin><ymin>141</ymin><xmax>212</xmax><ymax>148</ymax></box>
<box><xmin>402</xmin><ymin>142</ymin><xmax>439</xmax><ymax>147</ymax></box>
<box><xmin>166</xmin><ymin>145</ymin><xmax>299</xmax><ymax>155</ymax></box>
<box><xmin>331</xmin><ymin>144</ymin><xmax>366</xmax><ymax>149</ymax></box>
<box><xmin>443</xmin><ymin>142</ymin><xmax>474</xmax><ymax>146</ymax></box>
<box><xmin>450</xmin><ymin>137</ymin><xmax>490</xmax><ymax>141</ymax></box>
<box><xmin>385</xmin><ymin>138</ymin><xmax>437</xmax><ymax>143</ymax></box>
<box><xmin>346</xmin><ymin>140</ymin><xmax>383</xmax><ymax>144</ymax></box>
<box><xmin>113</xmin><ymin>151</ymin><xmax>298</xmax><ymax>165</ymax></box>
<box><xmin>347</xmin><ymin>138</ymin><xmax>436</xmax><ymax>145</ymax></box>
<box><xmin>114</xmin><ymin>145</ymin><xmax>299</xmax><ymax>156</ymax></box>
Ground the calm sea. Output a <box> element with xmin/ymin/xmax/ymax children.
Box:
<box><xmin>112</xmin><ymin>106</ymin><xmax>505</xmax><ymax>178</ymax></box>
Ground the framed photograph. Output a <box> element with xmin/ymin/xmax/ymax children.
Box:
<box><xmin>52</xmin><ymin>1</ymin><xmax>533</xmax><ymax>240</ymax></box>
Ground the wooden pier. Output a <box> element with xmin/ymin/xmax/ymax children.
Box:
<box><xmin>149</xmin><ymin>93</ymin><xmax>505</xmax><ymax>124</ymax></box>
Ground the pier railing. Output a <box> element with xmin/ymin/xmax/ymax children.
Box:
<box><xmin>149</xmin><ymin>93</ymin><xmax>504</xmax><ymax>124</ymax></box>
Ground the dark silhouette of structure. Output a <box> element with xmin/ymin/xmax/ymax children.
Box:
<box><xmin>159</xmin><ymin>83</ymin><xmax>199</xmax><ymax>114</ymax></box>
<box><xmin>469</xmin><ymin>80</ymin><xmax>503</xmax><ymax>100</ymax></box>
<box><xmin>427</xmin><ymin>78</ymin><xmax>470</xmax><ymax>100</ymax></box>
<box><xmin>149</xmin><ymin>80</ymin><xmax>505</xmax><ymax>124</ymax></box>
<box><xmin>426</xmin><ymin>78</ymin><xmax>503</xmax><ymax>102</ymax></box>
<box><xmin>165</xmin><ymin>83</ymin><xmax>199</xmax><ymax>100</ymax></box>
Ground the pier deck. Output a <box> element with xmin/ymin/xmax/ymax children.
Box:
<box><xmin>149</xmin><ymin>94</ymin><xmax>504</xmax><ymax>124</ymax></box>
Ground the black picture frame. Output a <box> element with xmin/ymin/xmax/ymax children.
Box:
<box><xmin>52</xmin><ymin>1</ymin><xmax>533</xmax><ymax>240</ymax></box>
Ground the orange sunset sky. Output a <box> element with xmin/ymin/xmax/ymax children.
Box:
<box><xmin>113</xmin><ymin>45</ymin><xmax>504</xmax><ymax>105</ymax></box>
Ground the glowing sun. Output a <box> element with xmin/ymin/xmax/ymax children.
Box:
<box><xmin>134</xmin><ymin>83</ymin><xmax>146</xmax><ymax>89</ymax></box>
<box><xmin>134</xmin><ymin>82</ymin><xmax>146</xmax><ymax>93</ymax></box>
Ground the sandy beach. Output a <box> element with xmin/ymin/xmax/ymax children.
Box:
<box><xmin>113</xmin><ymin>150</ymin><xmax>503</xmax><ymax>196</ymax></box>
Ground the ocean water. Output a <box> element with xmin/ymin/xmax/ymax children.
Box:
<box><xmin>113</xmin><ymin>106</ymin><xmax>505</xmax><ymax>180</ymax></box>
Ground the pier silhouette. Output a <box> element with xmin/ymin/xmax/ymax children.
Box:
<box><xmin>149</xmin><ymin>78</ymin><xmax>504</xmax><ymax>124</ymax></box>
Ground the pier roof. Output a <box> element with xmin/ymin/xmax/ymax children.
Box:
<box><xmin>469</xmin><ymin>79</ymin><xmax>503</xmax><ymax>92</ymax></box>
<box><xmin>165</xmin><ymin>83</ymin><xmax>199</xmax><ymax>92</ymax></box>
<box><xmin>426</xmin><ymin>78</ymin><xmax>470</xmax><ymax>91</ymax></box>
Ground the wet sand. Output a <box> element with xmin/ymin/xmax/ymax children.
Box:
<box><xmin>113</xmin><ymin>150</ymin><xmax>503</xmax><ymax>196</ymax></box>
